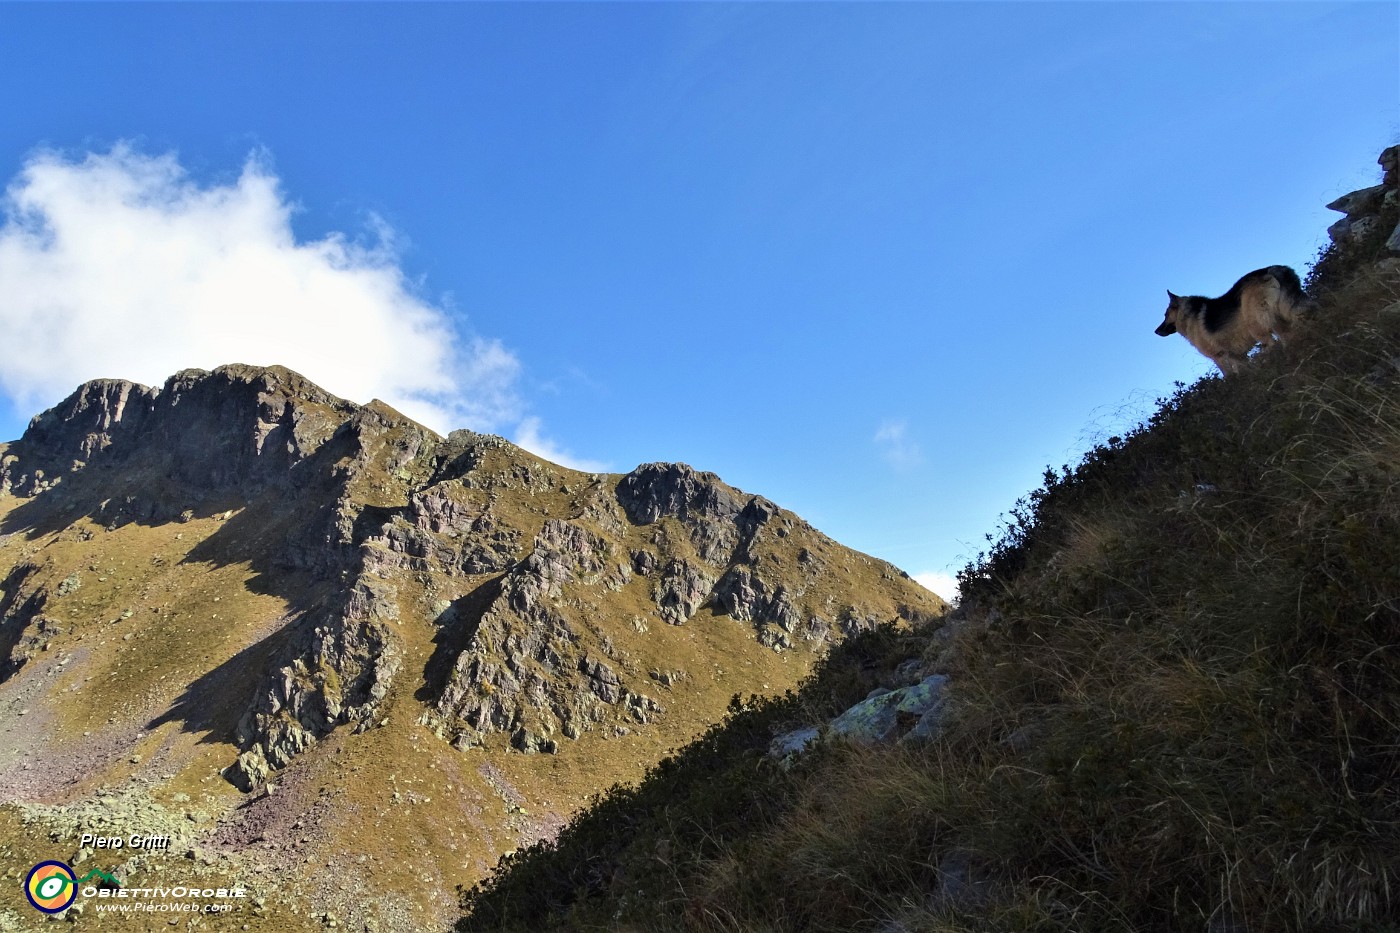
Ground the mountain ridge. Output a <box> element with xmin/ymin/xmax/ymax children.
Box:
<box><xmin>0</xmin><ymin>362</ymin><xmax>943</xmax><ymax>930</ymax></box>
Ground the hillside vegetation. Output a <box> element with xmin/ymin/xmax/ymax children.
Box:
<box><xmin>458</xmin><ymin>165</ymin><xmax>1400</xmax><ymax>932</ymax></box>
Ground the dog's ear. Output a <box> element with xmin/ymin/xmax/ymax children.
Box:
<box><xmin>1166</xmin><ymin>290</ymin><xmax>1178</xmax><ymax>302</ymax></box>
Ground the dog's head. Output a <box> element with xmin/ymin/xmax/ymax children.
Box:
<box><xmin>1155</xmin><ymin>291</ymin><xmax>1183</xmax><ymax>336</ymax></box>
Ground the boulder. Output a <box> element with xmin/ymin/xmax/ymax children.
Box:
<box><xmin>225</xmin><ymin>748</ymin><xmax>270</xmax><ymax>792</ymax></box>
<box><xmin>768</xmin><ymin>726</ymin><xmax>820</xmax><ymax>759</ymax></box>
<box><xmin>766</xmin><ymin>673</ymin><xmax>952</xmax><ymax>764</ymax></box>
<box><xmin>828</xmin><ymin>674</ymin><xmax>950</xmax><ymax>745</ymax></box>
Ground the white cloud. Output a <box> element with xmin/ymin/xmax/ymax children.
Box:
<box><xmin>0</xmin><ymin>144</ymin><xmax>522</xmax><ymax>436</ymax></box>
<box><xmin>513</xmin><ymin>415</ymin><xmax>610</xmax><ymax>473</ymax></box>
<box><xmin>912</xmin><ymin>571</ymin><xmax>959</xmax><ymax>604</ymax></box>
<box><xmin>874</xmin><ymin>418</ymin><xmax>923</xmax><ymax>470</ymax></box>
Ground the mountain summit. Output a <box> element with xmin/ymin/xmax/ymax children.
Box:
<box><xmin>0</xmin><ymin>364</ymin><xmax>943</xmax><ymax>929</ymax></box>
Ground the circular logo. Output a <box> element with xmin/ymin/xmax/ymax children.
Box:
<box><xmin>24</xmin><ymin>861</ymin><xmax>77</xmax><ymax>914</ymax></box>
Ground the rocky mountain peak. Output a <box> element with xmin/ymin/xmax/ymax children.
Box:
<box><xmin>1</xmin><ymin>363</ymin><xmax>367</xmax><ymax>502</ymax></box>
<box><xmin>616</xmin><ymin>461</ymin><xmax>744</xmax><ymax>526</ymax></box>
<box><xmin>0</xmin><ymin>363</ymin><xmax>944</xmax><ymax>930</ymax></box>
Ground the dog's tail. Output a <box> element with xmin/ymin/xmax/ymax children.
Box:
<box><xmin>1265</xmin><ymin>264</ymin><xmax>1314</xmax><ymax>320</ymax></box>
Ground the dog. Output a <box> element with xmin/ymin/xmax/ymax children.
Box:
<box><xmin>1154</xmin><ymin>265</ymin><xmax>1310</xmax><ymax>374</ymax></box>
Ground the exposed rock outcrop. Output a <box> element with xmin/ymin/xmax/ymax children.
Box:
<box><xmin>712</xmin><ymin>566</ymin><xmax>801</xmax><ymax>630</ymax></box>
<box><xmin>1</xmin><ymin>379</ymin><xmax>156</xmax><ymax>496</ymax></box>
<box><xmin>228</xmin><ymin>576</ymin><xmax>405</xmax><ymax>790</ymax></box>
<box><xmin>3</xmin><ymin>365</ymin><xmax>355</xmax><ymax>503</ymax></box>
<box><xmin>768</xmin><ymin>673</ymin><xmax>951</xmax><ymax>764</ymax></box>
<box><xmin>617</xmin><ymin>462</ymin><xmax>744</xmax><ymax>527</ymax></box>
<box><xmin>374</xmin><ymin>486</ymin><xmax>521</xmax><ymax>575</ymax></box>
<box><xmin>654</xmin><ymin>559</ymin><xmax>715</xmax><ymax>625</ymax></box>
<box><xmin>1326</xmin><ymin>144</ymin><xmax>1400</xmax><ymax>253</ymax></box>
<box><xmin>618</xmin><ymin>462</ymin><xmax>746</xmax><ymax>563</ymax></box>
<box><xmin>421</xmin><ymin>462</ymin><xmax>934</xmax><ymax>750</ymax></box>
<box><xmin>428</xmin><ymin>518</ymin><xmax>664</xmax><ymax>751</ymax></box>
<box><xmin>0</xmin><ymin>560</ymin><xmax>53</xmax><ymax>679</ymax></box>
<box><xmin>827</xmin><ymin>674</ymin><xmax>950</xmax><ymax>744</ymax></box>
<box><xmin>224</xmin><ymin>404</ymin><xmax>439</xmax><ymax>789</ymax></box>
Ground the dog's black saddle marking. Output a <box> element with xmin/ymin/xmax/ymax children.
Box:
<box><xmin>1200</xmin><ymin>267</ymin><xmax>1275</xmax><ymax>334</ymax></box>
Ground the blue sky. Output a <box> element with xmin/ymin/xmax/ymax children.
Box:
<box><xmin>0</xmin><ymin>3</ymin><xmax>1395</xmax><ymax>599</ymax></box>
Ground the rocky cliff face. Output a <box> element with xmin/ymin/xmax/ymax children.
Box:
<box><xmin>0</xmin><ymin>364</ymin><xmax>944</xmax><ymax>931</ymax></box>
<box><xmin>1325</xmin><ymin>143</ymin><xmax>1400</xmax><ymax>253</ymax></box>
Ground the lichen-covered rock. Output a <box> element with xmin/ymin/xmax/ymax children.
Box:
<box><xmin>768</xmin><ymin>726</ymin><xmax>820</xmax><ymax>760</ymax></box>
<box><xmin>225</xmin><ymin>748</ymin><xmax>270</xmax><ymax>793</ymax></box>
<box><xmin>766</xmin><ymin>674</ymin><xmax>951</xmax><ymax>766</ymax></box>
<box><xmin>828</xmin><ymin>674</ymin><xmax>950</xmax><ymax>745</ymax></box>
<box><xmin>511</xmin><ymin>727</ymin><xmax>558</xmax><ymax>755</ymax></box>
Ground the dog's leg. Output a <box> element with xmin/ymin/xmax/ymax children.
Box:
<box><xmin>1213</xmin><ymin>353</ymin><xmax>1246</xmax><ymax>375</ymax></box>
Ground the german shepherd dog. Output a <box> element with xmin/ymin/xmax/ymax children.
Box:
<box><xmin>1155</xmin><ymin>265</ymin><xmax>1310</xmax><ymax>374</ymax></box>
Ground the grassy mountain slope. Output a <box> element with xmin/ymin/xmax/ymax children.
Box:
<box><xmin>458</xmin><ymin>171</ymin><xmax>1400</xmax><ymax>932</ymax></box>
<box><xmin>0</xmin><ymin>368</ymin><xmax>941</xmax><ymax>931</ymax></box>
